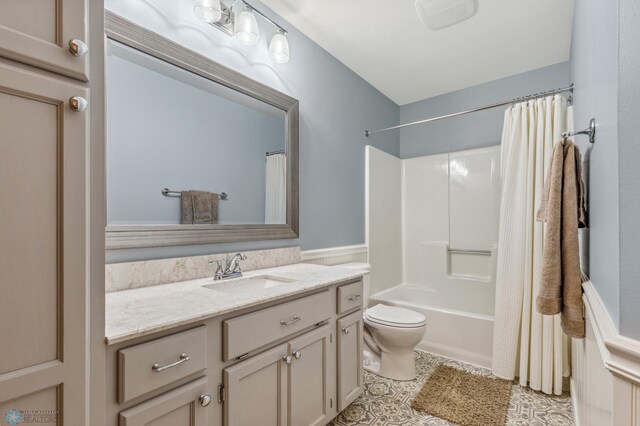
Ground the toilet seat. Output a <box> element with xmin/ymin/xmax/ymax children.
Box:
<box><xmin>365</xmin><ymin>304</ymin><xmax>426</xmax><ymax>328</ymax></box>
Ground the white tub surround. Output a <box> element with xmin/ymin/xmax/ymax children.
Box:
<box><xmin>572</xmin><ymin>280</ymin><xmax>640</xmax><ymax>426</ymax></box>
<box><xmin>105</xmin><ymin>263</ymin><xmax>367</xmax><ymax>344</ymax></box>
<box><xmin>105</xmin><ymin>246</ymin><xmax>301</xmax><ymax>292</ymax></box>
<box><xmin>365</xmin><ymin>145</ymin><xmax>500</xmax><ymax>368</ymax></box>
<box><xmin>366</xmin><ymin>147</ymin><xmax>403</xmax><ymax>296</ymax></box>
<box><xmin>402</xmin><ymin>146</ymin><xmax>501</xmax><ymax>288</ymax></box>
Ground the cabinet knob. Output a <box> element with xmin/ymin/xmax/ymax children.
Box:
<box><xmin>69</xmin><ymin>96</ymin><xmax>88</xmax><ymax>112</ymax></box>
<box><xmin>342</xmin><ymin>327</ymin><xmax>350</xmax><ymax>334</ymax></box>
<box><xmin>199</xmin><ymin>394</ymin><xmax>212</xmax><ymax>407</ymax></box>
<box><xmin>283</xmin><ymin>355</ymin><xmax>292</xmax><ymax>365</ymax></box>
<box><xmin>68</xmin><ymin>39</ymin><xmax>88</xmax><ymax>57</ymax></box>
<box><xmin>293</xmin><ymin>350</ymin><xmax>302</xmax><ymax>359</ymax></box>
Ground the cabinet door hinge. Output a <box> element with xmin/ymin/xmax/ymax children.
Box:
<box><xmin>218</xmin><ymin>383</ymin><xmax>226</xmax><ymax>403</ymax></box>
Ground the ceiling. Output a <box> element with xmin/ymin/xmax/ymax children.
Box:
<box><xmin>260</xmin><ymin>0</ymin><xmax>574</xmax><ymax>105</ymax></box>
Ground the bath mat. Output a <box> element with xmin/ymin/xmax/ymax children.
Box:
<box><xmin>411</xmin><ymin>365</ymin><xmax>511</xmax><ymax>426</ymax></box>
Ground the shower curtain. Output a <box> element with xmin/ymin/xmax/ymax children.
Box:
<box><xmin>265</xmin><ymin>153</ymin><xmax>287</xmax><ymax>224</ymax></box>
<box><xmin>492</xmin><ymin>95</ymin><xmax>572</xmax><ymax>395</ymax></box>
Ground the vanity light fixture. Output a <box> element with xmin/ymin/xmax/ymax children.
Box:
<box><xmin>194</xmin><ymin>0</ymin><xmax>290</xmax><ymax>63</ymax></box>
<box><xmin>269</xmin><ymin>29</ymin><xmax>290</xmax><ymax>64</ymax></box>
<box><xmin>234</xmin><ymin>6</ymin><xmax>260</xmax><ymax>46</ymax></box>
<box><xmin>193</xmin><ymin>0</ymin><xmax>223</xmax><ymax>23</ymax></box>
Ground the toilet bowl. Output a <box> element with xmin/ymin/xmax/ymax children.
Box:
<box><xmin>338</xmin><ymin>262</ymin><xmax>427</xmax><ymax>381</ymax></box>
<box><xmin>363</xmin><ymin>304</ymin><xmax>426</xmax><ymax>380</ymax></box>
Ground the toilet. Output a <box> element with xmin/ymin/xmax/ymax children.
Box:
<box><xmin>338</xmin><ymin>262</ymin><xmax>427</xmax><ymax>381</ymax></box>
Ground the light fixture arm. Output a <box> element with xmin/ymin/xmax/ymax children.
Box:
<box><xmin>238</xmin><ymin>0</ymin><xmax>287</xmax><ymax>34</ymax></box>
<box><xmin>208</xmin><ymin>0</ymin><xmax>287</xmax><ymax>36</ymax></box>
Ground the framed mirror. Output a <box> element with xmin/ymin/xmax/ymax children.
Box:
<box><xmin>105</xmin><ymin>12</ymin><xmax>299</xmax><ymax>249</ymax></box>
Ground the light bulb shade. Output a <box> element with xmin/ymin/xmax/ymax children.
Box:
<box><xmin>193</xmin><ymin>0</ymin><xmax>222</xmax><ymax>23</ymax></box>
<box><xmin>269</xmin><ymin>32</ymin><xmax>290</xmax><ymax>63</ymax></box>
<box><xmin>234</xmin><ymin>10</ymin><xmax>260</xmax><ymax>46</ymax></box>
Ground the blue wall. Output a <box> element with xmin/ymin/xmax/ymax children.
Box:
<box><xmin>397</xmin><ymin>62</ymin><xmax>571</xmax><ymax>159</ymax></box>
<box><xmin>105</xmin><ymin>0</ymin><xmax>399</xmax><ymax>263</ymax></box>
<box><xmin>618</xmin><ymin>0</ymin><xmax>640</xmax><ymax>339</ymax></box>
<box><xmin>570</xmin><ymin>0</ymin><xmax>621</xmax><ymax>329</ymax></box>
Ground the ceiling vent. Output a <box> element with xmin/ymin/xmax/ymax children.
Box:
<box><xmin>414</xmin><ymin>0</ymin><xmax>478</xmax><ymax>30</ymax></box>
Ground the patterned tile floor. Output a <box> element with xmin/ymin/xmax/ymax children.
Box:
<box><xmin>330</xmin><ymin>350</ymin><xmax>574</xmax><ymax>426</ymax></box>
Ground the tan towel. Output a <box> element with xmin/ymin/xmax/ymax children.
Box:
<box><xmin>536</xmin><ymin>139</ymin><xmax>587</xmax><ymax>338</ymax></box>
<box><xmin>180</xmin><ymin>190</ymin><xmax>219</xmax><ymax>224</ymax></box>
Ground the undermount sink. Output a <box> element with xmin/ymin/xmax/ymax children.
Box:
<box><xmin>203</xmin><ymin>275</ymin><xmax>296</xmax><ymax>293</ymax></box>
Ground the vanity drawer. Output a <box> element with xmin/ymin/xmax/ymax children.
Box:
<box><xmin>223</xmin><ymin>291</ymin><xmax>331</xmax><ymax>361</ymax></box>
<box><xmin>118</xmin><ymin>326</ymin><xmax>207</xmax><ymax>404</ymax></box>
<box><xmin>337</xmin><ymin>280</ymin><xmax>364</xmax><ymax>314</ymax></box>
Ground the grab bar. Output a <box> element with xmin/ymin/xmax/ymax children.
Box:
<box><xmin>448</xmin><ymin>249</ymin><xmax>492</xmax><ymax>256</ymax></box>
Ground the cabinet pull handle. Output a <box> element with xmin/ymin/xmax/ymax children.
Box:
<box><xmin>68</xmin><ymin>39</ymin><xmax>88</xmax><ymax>57</ymax></box>
<box><xmin>348</xmin><ymin>294</ymin><xmax>361</xmax><ymax>302</ymax></box>
<box><xmin>199</xmin><ymin>394</ymin><xmax>212</xmax><ymax>407</ymax></box>
<box><xmin>69</xmin><ymin>96</ymin><xmax>88</xmax><ymax>112</ymax></box>
<box><xmin>293</xmin><ymin>350</ymin><xmax>302</xmax><ymax>359</ymax></box>
<box><xmin>342</xmin><ymin>327</ymin><xmax>350</xmax><ymax>334</ymax></box>
<box><xmin>283</xmin><ymin>355</ymin><xmax>292</xmax><ymax>365</ymax></box>
<box><xmin>152</xmin><ymin>353</ymin><xmax>190</xmax><ymax>373</ymax></box>
<box><xmin>280</xmin><ymin>315</ymin><xmax>301</xmax><ymax>326</ymax></box>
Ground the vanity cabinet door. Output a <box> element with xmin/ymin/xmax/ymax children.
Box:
<box><xmin>224</xmin><ymin>343</ymin><xmax>288</xmax><ymax>426</ymax></box>
<box><xmin>0</xmin><ymin>0</ymin><xmax>88</xmax><ymax>80</ymax></box>
<box><xmin>288</xmin><ymin>325</ymin><xmax>333</xmax><ymax>426</ymax></box>
<box><xmin>119</xmin><ymin>378</ymin><xmax>209</xmax><ymax>426</ymax></box>
<box><xmin>337</xmin><ymin>311</ymin><xmax>364</xmax><ymax>411</ymax></box>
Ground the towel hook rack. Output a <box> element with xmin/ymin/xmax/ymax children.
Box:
<box><xmin>562</xmin><ymin>118</ymin><xmax>596</xmax><ymax>144</ymax></box>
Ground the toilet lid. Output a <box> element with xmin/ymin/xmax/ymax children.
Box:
<box><xmin>365</xmin><ymin>304</ymin><xmax>426</xmax><ymax>328</ymax></box>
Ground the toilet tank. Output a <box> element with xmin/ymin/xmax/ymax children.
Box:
<box><xmin>336</xmin><ymin>262</ymin><xmax>371</xmax><ymax>308</ymax></box>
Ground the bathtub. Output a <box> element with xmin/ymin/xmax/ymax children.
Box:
<box><xmin>369</xmin><ymin>284</ymin><xmax>494</xmax><ymax>368</ymax></box>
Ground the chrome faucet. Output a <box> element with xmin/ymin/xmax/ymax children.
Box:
<box><xmin>209</xmin><ymin>252</ymin><xmax>247</xmax><ymax>281</ymax></box>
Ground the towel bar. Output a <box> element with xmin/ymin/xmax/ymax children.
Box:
<box><xmin>161</xmin><ymin>187</ymin><xmax>228</xmax><ymax>200</ymax></box>
<box><xmin>448</xmin><ymin>249</ymin><xmax>492</xmax><ymax>256</ymax></box>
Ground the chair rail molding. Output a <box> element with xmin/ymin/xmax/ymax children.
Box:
<box><xmin>300</xmin><ymin>244</ymin><xmax>368</xmax><ymax>266</ymax></box>
<box><xmin>573</xmin><ymin>279</ymin><xmax>640</xmax><ymax>426</ymax></box>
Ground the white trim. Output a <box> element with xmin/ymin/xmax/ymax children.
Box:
<box><xmin>582</xmin><ymin>281</ymin><xmax>616</xmax><ymax>364</ymax></box>
<box><xmin>607</xmin><ymin>336</ymin><xmax>640</xmax><ymax>385</ymax></box>
<box><xmin>300</xmin><ymin>244</ymin><xmax>368</xmax><ymax>265</ymax></box>
<box><xmin>582</xmin><ymin>280</ymin><xmax>640</xmax><ymax>385</ymax></box>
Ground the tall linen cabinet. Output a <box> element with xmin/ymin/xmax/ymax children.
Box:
<box><xmin>0</xmin><ymin>1</ymin><xmax>105</xmax><ymax>425</ymax></box>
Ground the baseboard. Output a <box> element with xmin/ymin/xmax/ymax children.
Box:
<box><xmin>300</xmin><ymin>244</ymin><xmax>368</xmax><ymax>266</ymax></box>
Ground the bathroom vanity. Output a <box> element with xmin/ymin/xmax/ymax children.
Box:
<box><xmin>105</xmin><ymin>263</ymin><xmax>365</xmax><ymax>426</ymax></box>
<box><xmin>102</xmin><ymin>12</ymin><xmax>363</xmax><ymax>426</ymax></box>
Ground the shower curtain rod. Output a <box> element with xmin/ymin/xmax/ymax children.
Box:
<box><xmin>364</xmin><ymin>83</ymin><xmax>574</xmax><ymax>137</ymax></box>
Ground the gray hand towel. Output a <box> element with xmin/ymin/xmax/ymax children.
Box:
<box><xmin>536</xmin><ymin>139</ymin><xmax>586</xmax><ymax>338</ymax></box>
<box><xmin>180</xmin><ymin>190</ymin><xmax>219</xmax><ymax>224</ymax></box>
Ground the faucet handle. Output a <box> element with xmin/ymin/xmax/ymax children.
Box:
<box><xmin>209</xmin><ymin>260</ymin><xmax>225</xmax><ymax>280</ymax></box>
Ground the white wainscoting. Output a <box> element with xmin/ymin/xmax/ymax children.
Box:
<box><xmin>300</xmin><ymin>244</ymin><xmax>368</xmax><ymax>266</ymax></box>
<box><xmin>572</xmin><ymin>280</ymin><xmax>640</xmax><ymax>426</ymax></box>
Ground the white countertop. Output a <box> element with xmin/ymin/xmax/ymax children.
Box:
<box><xmin>105</xmin><ymin>263</ymin><xmax>367</xmax><ymax>345</ymax></box>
